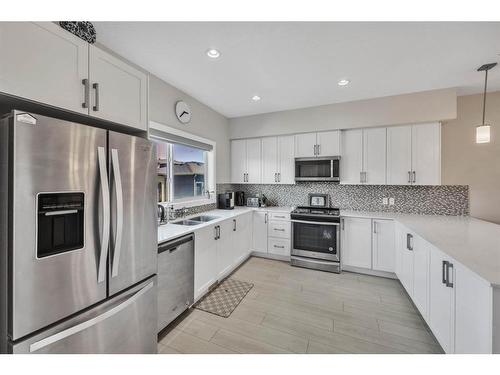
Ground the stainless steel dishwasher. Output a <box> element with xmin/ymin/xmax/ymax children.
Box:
<box><xmin>157</xmin><ymin>234</ymin><xmax>194</xmax><ymax>333</ymax></box>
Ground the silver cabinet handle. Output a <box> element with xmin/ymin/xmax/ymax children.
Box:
<box><xmin>364</xmin><ymin>172</ymin><xmax>367</xmax><ymax>183</ymax></box>
<box><xmin>214</xmin><ymin>226</ymin><xmax>218</xmax><ymax>240</ymax></box>
<box><xmin>412</xmin><ymin>171</ymin><xmax>416</xmax><ymax>184</ymax></box>
<box><xmin>264</xmin><ymin>213</ymin><xmax>268</xmax><ymax>224</ymax></box>
<box><xmin>313</xmin><ymin>144</ymin><xmax>317</xmax><ymax>155</ymax></box>
<box><xmin>82</xmin><ymin>79</ymin><xmax>89</xmax><ymax>109</ymax></box>
<box><xmin>341</xmin><ymin>218</ymin><xmax>345</xmax><ymax>230</ymax></box>
<box><xmin>217</xmin><ymin>225</ymin><xmax>221</xmax><ymax>239</ymax></box>
<box><xmin>446</xmin><ymin>262</ymin><xmax>454</xmax><ymax>288</ymax></box>
<box><xmin>111</xmin><ymin>149</ymin><xmax>124</xmax><ymax>278</ymax></box>
<box><xmin>274</xmin><ymin>173</ymin><xmax>277</xmax><ymax>182</ymax></box>
<box><xmin>274</xmin><ymin>215</ymin><xmax>286</xmax><ymax>219</ymax></box>
<box><xmin>92</xmin><ymin>83</ymin><xmax>100</xmax><ymax>111</ymax></box>
<box><xmin>408</xmin><ymin>171</ymin><xmax>411</xmax><ymax>184</ymax></box>
<box><xmin>29</xmin><ymin>281</ymin><xmax>154</xmax><ymax>353</ymax></box>
<box><xmin>233</xmin><ymin>219</ymin><xmax>237</xmax><ymax>232</ymax></box>
<box><xmin>442</xmin><ymin>260</ymin><xmax>448</xmax><ymax>285</ymax></box>
<box><xmin>406</xmin><ymin>233</ymin><xmax>413</xmax><ymax>251</ymax></box>
<box><xmin>274</xmin><ymin>228</ymin><xmax>285</xmax><ymax>232</ymax></box>
<box><xmin>373</xmin><ymin>221</ymin><xmax>377</xmax><ymax>234</ymax></box>
<box><xmin>274</xmin><ymin>245</ymin><xmax>285</xmax><ymax>249</ymax></box>
<box><xmin>317</xmin><ymin>144</ymin><xmax>321</xmax><ymax>155</ymax></box>
<box><xmin>278</xmin><ymin>173</ymin><xmax>281</xmax><ymax>182</ymax></box>
<box><xmin>97</xmin><ymin>147</ymin><xmax>110</xmax><ymax>284</ymax></box>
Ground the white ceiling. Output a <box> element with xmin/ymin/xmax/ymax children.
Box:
<box><xmin>93</xmin><ymin>22</ymin><xmax>500</xmax><ymax>118</ymax></box>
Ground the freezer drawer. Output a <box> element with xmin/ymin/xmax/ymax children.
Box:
<box><xmin>158</xmin><ymin>234</ymin><xmax>194</xmax><ymax>332</ymax></box>
<box><xmin>10</xmin><ymin>277</ymin><xmax>157</xmax><ymax>354</ymax></box>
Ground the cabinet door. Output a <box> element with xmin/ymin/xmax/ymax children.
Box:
<box><xmin>387</xmin><ymin>125</ymin><xmax>412</xmax><ymax>185</ymax></box>
<box><xmin>216</xmin><ymin>219</ymin><xmax>235</xmax><ymax>279</ymax></box>
<box><xmin>231</xmin><ymin>139</ymin><xmax>247</xmax><ymax>183</ymax></box>
<box><xmin>454</xmin><ymin>263</ymin><xmax>492</xmax><ymax>353</ymax></box>
<box><xmin>394</xmin><ymin>223</ymin><xmax>405</xmax><ymax>279</ymax></box>
<box><xmin>89</xmin><ymin>45</ymin><xmax>148</xmax><ymax>130</ymax></box>
<box><xmin>261</xmin><ymin>137</ymin><xmax>278</xmax><ymax>184</ymax></box>
<box><xmin>372</xmin><ymin>219</ymin><xmax>395</xmax><ymax>272</ymax></box>
<box><xmin>341</xmin><ymin>129</ymin><xmax>363</xmax><ymax>184</ymax></box>
<box><xmin>412</xmin><ymin>236</ymin><xmax>430</xmax><ymax>321</ymax></box>
<box><xmin>429</xmin><ymin>248</ymin><xmax>455</xmax><ymax>353</ymax></box>
<box><xmin>277</xmin><ymin>135</ymin><xmax>295</xmax><ymax>184</ymax></box>
<box><xmin>400</xmin><ymin>229</ymin><xmax>415</xmax><ymax>295</ymax></box>
<box><xmin>317</xmin><ymin>130</ymin><xmax>340</xmax><ymax>156</ymax></box>
<box><xmin>246</xmin><ymin>138</ymin><xmax>262</xmax><ymax>183</ymax></box>
<box><xmin>342</xmin><ymin>217</ymin><xmax>372</xmax><ymax>269</ymax></box>
<box><xmin>194</xmin><ymin>225</ymin><xmax>218</xmax><ymax>300</ymax></box>
<box><xmin>411</xmin><ymin>123</ymin><xmax>441</xmax><ymax>185</ymax></box>
<box><xmin>268</xmin><ymin>238</ymin><xmax>291</xmax><ymax>256</ymax></box>
<box><xmin>252</xmin><ymin>211</ymin><xmax>268</xmax><ymax>253</ymax></box>
<box><xmin>295</xmin><ymin>133</ymin><xmax>317</xmax><ymax>157</ymax></box>
<box><xmin>363</xmin><ymin>128</ymin><xmax>387</xmax><ymax>185</ymax></box>
<box><xmin>233</xmin><ymin>212</ymin><xmax>252</xmax><ymax>264</ymax></box>
<box><xmin>0</xmin><ymin>22</ymin><xmax>89</xmax><ymax>115</ymax></box>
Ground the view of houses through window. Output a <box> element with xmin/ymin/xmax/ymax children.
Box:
<box><xmin>154</xmin><ymin>139</ymin><xmax>207</xmax><ymax>203</ymax></box>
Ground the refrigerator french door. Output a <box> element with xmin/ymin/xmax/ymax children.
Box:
<box><xmin>0</xmin><ymin>110</ymin><xmax>157</xmax><ymax>353</ymax></box>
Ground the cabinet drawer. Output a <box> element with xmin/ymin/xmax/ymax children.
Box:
<box><xmin>270</xmin><ymin>212</ymin><xmax>290</xmax><ymax>221</ymax></box>
<box><xmin>268</xmin><ymin>238</ymin><xmax>290</xmax><ymax>256</ymax></box>
<box><xmin>268</xmin><ymin>220</ymin><xmax>290</xmax><ymax>239</ymax></box>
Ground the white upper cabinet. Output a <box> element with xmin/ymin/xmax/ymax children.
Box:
<box><xmin>387</xmin><ymin>123</ymin><xmax>441</xmax><ymax>185</ymax></box>
<box><xmin>387</xmin><ymin>125</ymin><xmax>413</xmax><ymax>185</ymax></box>
<box><xmin>89</xmin><ymin>45</ymin><xmax>148</xmax><ymax>131</ymax></box>
<box><xmin>363</xmin><ymin>128</ymin><xmax>387</xmax><ymax>184</ymax></box>
<box><xmin>230</xmin><ymin>139</ymin><xmax>247</xmax><ymax>184</ymax></box>
<box><xmin>295</xmin><ymin>130</ymin><xmax>340</xmax><ymax>157</ymax></box>
<box><xmin>341</xmin><ymin>129</ymin><xmax>363</xmax><ymax>184</ymax></box>
<box><xmin>317</xmin><ymin>130</ymin><xmax>341</xmax><ymax>156</ymax></box>
<box><xmin>261</xmin><ymin>137</ymin><xmax>278</xmax><ymax>184</ymax></box>
<box><xmin>230</xmin><ymin>138</ymin><xmax>261</xmax><ymax>184</ymax></box>
<box><xmin>295</xmin><ymin>132</ymin><xmax>318</xmax><ymax>158</ymax></box>
<box><xmin>277</xmin><ymin>135</ymin><xmax>295</xmax><ymax>184</ymax></box>
<box><xmin>0</xmin><ymin>22</ymin><xmax>89</xmax><ymax>115</ymax></box>
<box><xmin>411</xmin><ymin>123</ymin><xmax>441</xmax><ymax>185</ymax></box>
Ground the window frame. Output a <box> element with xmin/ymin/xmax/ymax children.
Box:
<box><xmin>149</xmin><ymin>121</ymin><xmax>216</xmax><ymax>209</ymax></box>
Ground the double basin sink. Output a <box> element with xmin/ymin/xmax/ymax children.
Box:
<box><xmin>171</xmin><ymin>215</ymin><xmax>220</xmax><ymax>226</ymax></box>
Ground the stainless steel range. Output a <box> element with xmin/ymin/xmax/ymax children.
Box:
<box><xmin>290</xmin><ymin>194</ymin><xmax>341</xmax><ymax>273</ymax></box>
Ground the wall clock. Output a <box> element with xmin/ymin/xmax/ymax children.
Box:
<box><xmin>175</xmin><ymin>101</ymin><xmax>192</xmax><ymax>124</ymax></box>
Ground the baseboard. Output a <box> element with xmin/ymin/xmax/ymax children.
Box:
<box><xmin>342</xmin><ymin>265</ymin><xmax>397</xmax><ymax>279</ymax></box>
<box><xmin>251</xmin><ymin>251</ymin><xmax>290</xmax><ymax>262</ymax></box>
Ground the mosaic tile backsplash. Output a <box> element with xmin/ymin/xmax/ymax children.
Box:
<box><xmin>216</xmin><ymin>183</ymin><xmax>469</xmax><ymax>216</ymax></box>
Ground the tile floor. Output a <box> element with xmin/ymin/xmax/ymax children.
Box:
<box><xmin>158</xmin><ymin>257</ymin><xmax>443</xmax><ymax>354</ymax></box>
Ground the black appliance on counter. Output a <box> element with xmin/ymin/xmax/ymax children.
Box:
<box><xmin>217</xmin><ymin>192</ymin><xmax>235</xmax><ymax>210</ymax></box>
<box><xmin>235</xmin><ymin>191</ymin><xmax>245</xmax><ymax>206</ymax></box>
<box><xmin>290</xmin><ymin>193</ymin><xmax>341</xmax><ymax>273</ymax></box>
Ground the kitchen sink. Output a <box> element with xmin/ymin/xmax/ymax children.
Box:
<box><xmin>189</xmin><ymin>215</ymin><xmax>220</xmax><ymax>222</ymax></box>
<box><xmin>171</xmin><ymin>220</ymin><xmax>202</xmax><ymax>226</ymax></box>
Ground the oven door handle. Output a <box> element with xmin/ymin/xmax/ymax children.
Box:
<box><xmin>291</xmin><ymin>219</ymin><xmax>340</xmax><ymax>226</ymax></box>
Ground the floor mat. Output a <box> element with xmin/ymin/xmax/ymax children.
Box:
<box><xmin>195</xmin><ymin>278</ymin><xmax>254</xmax><ymax>318</ymax></box>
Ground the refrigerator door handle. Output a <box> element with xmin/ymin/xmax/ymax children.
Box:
<box><xmin>111</xmin><ymin>148</ymin><xmax>124</xmax><ymax>278</ymax></box>
<box><xmin>97</xmin><ymin>147</ymin><xmax>110</xmax><ymax>284</ymax></box>
<box><xmin>29</xmin><ymin>281</ymin><xmax>154</xmax><ymax>353</ymax></box>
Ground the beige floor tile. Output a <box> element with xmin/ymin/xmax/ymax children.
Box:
<box><xmin>210</xmin><ymin>329</ymin><xmax>289</xmax><ymax>354</ymax></box>
<box><xmin>161</xmin><ymin>329</ymin><xmax>236</xmax><ymax>354</ymax></box>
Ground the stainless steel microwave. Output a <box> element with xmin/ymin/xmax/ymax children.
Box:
<box><xmin>295</xmin><ymin>156</ymin><xmax>340</xmax><ymax>182</ymax></box>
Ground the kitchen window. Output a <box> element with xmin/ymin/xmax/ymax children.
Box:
<box><xmin>150</xmin><ymin>122</ymin><xmax>216</xmax><ymax>208</ymax></box>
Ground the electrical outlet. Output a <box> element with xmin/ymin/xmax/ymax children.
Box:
<box><xmin>382</xmin><ymin>197</ymin><xmax>389</xmax><ymax>205</ymax></box>
<box><xmin>389</xmin><ymin>197</ymin><xmax>395</xmax><ymax>206</ymax></box>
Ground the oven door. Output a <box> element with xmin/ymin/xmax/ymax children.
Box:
<box><xmin>291</xmin><ymin>220</ymin><xmax>340</xmax><ymax>261</ymax></box>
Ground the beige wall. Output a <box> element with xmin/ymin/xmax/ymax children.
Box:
<box><xmin>229</xmin><ymin>88</ymin><xmax>457</xmax><ymax>139</ymax></box>
<box><xmin>442</xmin><ymin>91</ymin><xmax>500</xmax><ymax>224</ymax></box>
<box><xmin>149</xmin><ymin>75</ymin><xmax>230</xmax><ymax>183</ymax></box>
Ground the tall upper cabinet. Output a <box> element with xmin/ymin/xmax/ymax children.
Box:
<box><xmin>341</xmin><ymin>127</ymin><xmax>386</xmax><ymax>184</ymax></box>
<box><xmin>262</xmin><ymin>135</ymin><xmax>295</xmax><ymax>184</ymax></box>
<box><xmin>231</xmin><ymin>138</ymin><xmax>262</xmax><ymax>184</ymax></box>
<box><xmin>0</xmin><ymin>22</ymin><xmax>148</xmax><ymax>131</ymax></box>
<box><xmin>0</xmin><ymin>22</ymin><xmax>89</xmax><ymax>115</ymax></box>
<box><xmin>295</xmin><ymin>130</ymin><xmax>340</xmax><ymax>157</ymax></box>
<box><xmin>387</xmin><ymin>123</ymin><xmax>441</xmax><ymax>185</ymax></box>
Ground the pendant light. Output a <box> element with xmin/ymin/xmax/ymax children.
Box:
<box><xmin>475</xmin><ymin>62</ymin><xmax>497</xmax><ymax>144</ymax></box>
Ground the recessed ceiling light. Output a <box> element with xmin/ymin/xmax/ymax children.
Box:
<box><xmin>338</xmin><ymin>79</ymin><xmax>350</xmax><ymax>86</ymax></box>
<box><xmin>206</xmin><ymin>49</ymin><xmax>220</xmax><ymax>59</ymax></box>
<box><xmin>252</xmin><ymin>95</ymin><xmax>261</xmax><ymax>101</ymax></box>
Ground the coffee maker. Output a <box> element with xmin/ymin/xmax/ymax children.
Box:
<box><xmin>217</xmin><ymin>192</ymin><xmax>235</xmax><ymax>209</ymax></box>
<box><xmin>235</xmin><ymin>191</ymin><xmax>245</xmax><ymax>206</ymax></box>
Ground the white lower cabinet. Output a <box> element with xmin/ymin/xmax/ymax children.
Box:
<box><xmin>216</xmin><ymin>219</ymin><xmax>236</xmax><ymax>279</ymax></box>
<box><xmin>412</xmin><ymin>235</ymin><xmax>430</xmax><ymax>321</ymax></box>
<box><xmin>194</xmin><ymin>224</ymin><xmax>218</xmax><ymax>300</ymax></box>
<box><xmin>341</xmin><ymin>217</ymin><xmax>372</xmax><ymax>269</ymax></box>
<box><xmin>428</xmin><ymin>247</ymin><xmax>455</xmax><ymax>353</ymax></box>
<box><xmin>268</xmin><ymin>238</ymin><xmax>290</xmax><ymax>256</ymax></box>
<box><xmin>372</xmin><ymin>219</ymin><xmax>395</xmax><ymax>272</ymax></box>
<box><xmin>252</xmin><ymin>211</ymin><xmax>268</xmax><ymax>253</ymax></box>
<box><xmin>233</xmin><ymin>212</ymin><xmax>252</xmax><ymax>264</ymax></box>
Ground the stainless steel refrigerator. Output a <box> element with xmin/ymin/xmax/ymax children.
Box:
<box><xmin>0</xmin><ymin>110</ymin><xmax>158</xmax><ymax>354</ymax></box>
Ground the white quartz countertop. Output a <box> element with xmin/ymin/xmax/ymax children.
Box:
<box><xmin>157</xmin><ymin>206</ymin><xmax>293</xmax><ymax>244</ymax></box>
<box><xmin>342</xmin><ymin>210</ymin><xmax>500</xmax><ymax>287</ymax></box>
